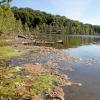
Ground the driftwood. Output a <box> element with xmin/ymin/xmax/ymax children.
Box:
<box><xmin>22</xmin><ymin>40</ymin><xmax>63</xmax><ymax>45</ymax></box>
<box><xmin>18</xmin><ymin>35</ymin><xmax>63</xmax><ymax>45</ymax></box>
<box><xmin>56</xmin><ymin>40</ymin><xmax>63</xmax><ymax>44</ymax></box>
<box><xmin>18</xmin><ymin>35</ymin><xmax>27</xmax><ymax>39</ymax></box>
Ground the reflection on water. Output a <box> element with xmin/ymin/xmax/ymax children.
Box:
<box><xmin>58</xmin><ymin>35</ymin><xmax>100</xmax><ymax>100</ymax></box>
<box><xmin>38</xmin><ymin>34</ymin><xmax>100</xmax><ymax>49</ymax></box>
<box><xmin>65</xmin><ymin>45</ymin><xmax>100</xmax><ymax>60</ymax></box>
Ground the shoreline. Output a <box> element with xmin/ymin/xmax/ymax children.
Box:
<box><xmin>0</xmin><ymin>41</ymin><xmax>82</xmax><ymax>100</ymax></box>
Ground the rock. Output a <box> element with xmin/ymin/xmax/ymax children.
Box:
<box><xmin>73</xmin><ymin>82</ymin><xmax>82</xmax><ymax>86</ymax></box>
<box><xmin>46</xmin><ymin>87</ymin><xmax>64</xmax><ymax>100</ymax></box>
<box><xmin>66</xmin><ymin>82</ymin><xmax>72</xmax><ymax>86</ymax></box>
<box><xmin>66</xmin><ymin>81</ymin><xmax>82</xmax><ymax>87</ymax></box>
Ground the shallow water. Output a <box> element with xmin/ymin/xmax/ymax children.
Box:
<box><xmin>67</xmin><ymin>44</ymin><xmax>100</xmax><ymax>60</ymax></box>
<box><xmin>61</xmin><ymin>35</ymin><xmax>100</xmax><ymax>100</ymax></box>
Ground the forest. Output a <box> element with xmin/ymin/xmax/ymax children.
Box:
<box><xmin>0</xmin><ymin>0</ymin><xmax>100</xmax><ymax>36</ymax></box>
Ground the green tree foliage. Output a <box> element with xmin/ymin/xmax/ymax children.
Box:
<box><xmin>2</xmin><ymin>5</ymin><xmax>15</xmax><ymax>33</ymax></box>
<box><xmin>0</xmin><ymin>4</ymin><xmax>100</xmax><ymax>35</ymax></box>
<box><xmin>0</xmin><ymin>6</ymin><xmax>3</xmax><ymax>34</ymax></box>
<box><xmin>0</xmin><ymin>4</ymin><xmax>15</xmax><ymax>34</ymax></box>
<box><xmin>0</xmin><ymin>0</ymin><xmax>18</xmax><ymax>35</ymax></box>
<box><xmin>15</xmin><ymin>19</ymin><xmax>23</xmax><ymax>34</ymax></box>
<box><xmin>0</xmin><ymin>0</ymin><xmax>12</xmax><ymax>5</ymax></box>
<box><xmin>24</xmin><ymin>23</ymin><xmax>30</xmax><ymax>33</ymax></box>
<box><xmin>33</xmin><ymin>25</ymin><xmax>40</xmax><ymax>35</ymax></box>
<box><xmin>12</xmin><ymin>7</ymin><xmax>100</xmax><ymax>35</ymax></box>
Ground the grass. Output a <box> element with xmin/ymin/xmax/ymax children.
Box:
<box><xmin>0</xmin><ymin>75</ymin><xmax>27</xmax><ymax>98</ymax></box>
<box><xmin>7</xmin><ymin>67</ymin><xmax>22</xmax><ymax>73</ymax></box>
<box><xmin>0</xmin><ymin>67</ymin><xmax>25</xmax><ymax>86</ymax></box>
<box><xmin>0</xmin><ymin>67</ymin><xmax>22</xmax><ymax>76</ymax></box>
<box><xmin>0</xmin><ymin>87</ymin><xmax>15</xmax><ymax>97</ymax></box>
<box><xmin>13</xmin><ymin>76</ymin><xmax>27</xmax><ymax>83</ymax></box>
<box><xmin>31</xmin><ymin>74</ymin><xmax>53</xmax><ymax>95</ymax></box>
<box><xmin>0</xmin><ymin>47</ymin><xmax>18</xmax><ymax>57</ymax></box>
<box><xmin>0</xmin><ymin>63</ymin><xmax>54</xmax><ymax>99</ymax></box>
<box><xmin>0</xmin><ymin>74</ymin><xmax>53</xmax><ymax>98</ymax></box>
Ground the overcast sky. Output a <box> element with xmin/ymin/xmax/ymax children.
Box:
<box><xmin>11</xmin><ymin>0</ymin><xmax>100</xmax><ymax>25</ymax></box>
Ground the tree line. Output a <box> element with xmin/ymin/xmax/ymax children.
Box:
<box><xmin>0</xmin><ymin>0</ymin><xmax>100</xmax><ymax>36</ymax></box>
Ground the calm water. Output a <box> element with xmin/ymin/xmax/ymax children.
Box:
<box><xmin>60</xmin><ymin>35</ymin><xmax>100</xmax><ymax>100</ymax></box>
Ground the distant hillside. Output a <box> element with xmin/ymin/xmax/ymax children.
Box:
<box><xmin>11</xmin><ymin>7</ymin><xmax>100</xmax><ymax>35</ymax></box>
<box><xmin>0</xmin><ymin>3</ymin><xmax>100</xmax><ymax>36</ymax></box>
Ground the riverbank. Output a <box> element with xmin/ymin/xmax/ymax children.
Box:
<box><xmin>0</xmin><ymin>36</ymin><xmax>82</xmax><ymax>100</ymax></box>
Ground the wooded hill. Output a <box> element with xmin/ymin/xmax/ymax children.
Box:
<box><xmin>0</xmin><ymin>2</ymin><xmax>100</xmax><ymax>36</ymax></box>
<box><xmin>11</xmin><ymin>7</ymin><xmax>100</xmax><ymax>35</ymax></box>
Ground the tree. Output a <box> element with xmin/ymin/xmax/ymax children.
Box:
<box><xmin>12</xmin><ymin>7</ymin><xmax>100</xmax><ymax>35</ymax></box>
<box><xmin>0</xmin><ymin>5</ymin><xmax>15</xmax><ymax>34</ymax></box>
<box><xmin>0</xmin><ymin>0</ymin><xmax>12</xmax><ymax>4</ymax></box>
<box><xmin>48</xmin><ymin>24</ymin><xmax>53</xmax><ymax>34</ymax></box>
<box><xmin>15</xmin><ymin>19</ymin><xmax>23</xmax><ymax>34</ymax></box>
<box><xmin>24</xmin><ymin>23</ymin><xmax>30</xmax><ymax>34</ymax></box>
<box><xmin>35</xmin><ymin>25</ymin><xmax>40</xmax><ymax>34</ymax></box>
<box><xmin>0</xmin><ymin>6</ymin><xmax>3</xmax><ymax>33</ymax></box>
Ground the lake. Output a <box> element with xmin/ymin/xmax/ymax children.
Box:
<box><xmin>60</xmin><ymin>35</ymin><xmax>100</xmax><ymax>100</ymax></box>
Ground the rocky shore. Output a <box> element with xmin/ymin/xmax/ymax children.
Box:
<box><xmin>0</xmin><ymin>38</ymin><xmax>82</xmax><ymax>100</ymax></box>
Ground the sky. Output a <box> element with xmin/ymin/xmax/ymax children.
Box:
<box><xmin>11</xmin><ymin>0</ymin><xmax>100</xmax><ymax>25</ymax></box>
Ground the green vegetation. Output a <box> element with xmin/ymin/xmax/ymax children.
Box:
<box><xmin>13</xmin><ymin>76</ymin><xmax>27</xmax><ymax>83</ymax></box>
<box><xmin>0</xmin><ymin>0</ymin><xmax>13</xmax><ymax>5</ymax></box>
<box><xmin>0</xmin><ymin>75</ymin><xmax>53</xmax><ymax>98</ymax></box>
<box><xmin>31</xmin><ymin>74</ymin><xmax>53</xmax><ymax>95</ymax></box>
<box><xmin>7</xmin><ymin>67</ymin><xmax>22</xmax><ymax>73</ymax></box>
<box><xmin>0</xmin><ymin>4</ymin><xmax>15</xmax><ymax>35</ymax></box>
<box><xmin>0</xmin><ymin>65</ymin><xmax>54</xmax><ymax>99</ymax></box>
<box><xmin>0</xmin><ymin>45</ymin><xmax>28</xmax><ymax>57</ymax></box>
<box><xmin>12</xmin><ymin>7</ymin><xmax>100</xmax><ymax>35</ymax></box>
<box><xmin>0</xmin><ymin>87</ymin><xmax>15</xmax><ymax>97</ymax></box>
<box><xmin>0</xmin><ymin>66</ymin><xmax>24</xmax><ymax>98</ymax></box>
<box><xmin>0</xmin><ymin>47</ymin><xmax>18</xmax><ymax>57</ymax></box>
<box><xmin>0</xmin><ymin>0</ymin><xmax>100</xmax><ymax>36</ymax></box>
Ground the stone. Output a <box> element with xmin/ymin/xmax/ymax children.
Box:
<box><xmin>46</xmin><ymin>86</ymin><xmax>64</xmax><ymax>100</ymax></box>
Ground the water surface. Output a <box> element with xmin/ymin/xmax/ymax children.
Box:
<box><xmin>61</xmin><ymin>35</ymin><xmax>100</xmax><ymax>100</ymax></box>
